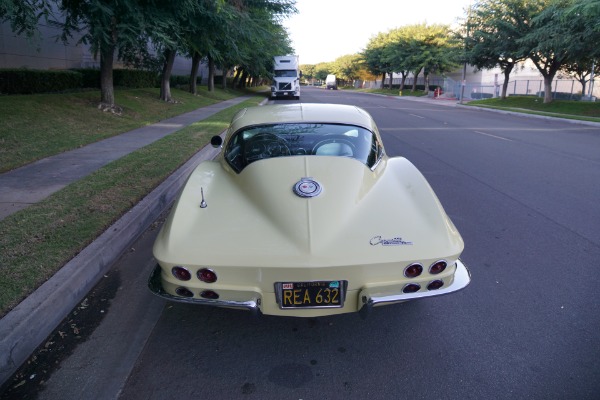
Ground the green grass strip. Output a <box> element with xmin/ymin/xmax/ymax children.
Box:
<box><xmin>467</xmin><ymin>96</ymin><xmax>600</xmax><ymax>122</ymax></box>
<box><xmin>0</xmin><ymin>96</ymin><xmax>264</xmax><ymax>317</ymax></box>
<box><xmin>0</xmin><ymin>87</ymin><xmax>242</xmax><ymax>173</ymax></box>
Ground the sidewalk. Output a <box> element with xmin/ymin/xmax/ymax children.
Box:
<box><xmin>0</xmin><ymin>95</ymin><xmax>257</xmax><ymax>386</ymax></box>
<box><xmin>0</xmin><ymin>96</ymin><xmax>252</xmax><ymax>221</ymax></box>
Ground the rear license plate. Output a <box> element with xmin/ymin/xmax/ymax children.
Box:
<box><xmin>283</xmin><ymin>92</ymin><xmax>288</xmax><ymax>96</ymax></box>
<box><xmin>276</xmin><ymin>281</ymin><xmax>346</xmax><ymax>309</ymax></box>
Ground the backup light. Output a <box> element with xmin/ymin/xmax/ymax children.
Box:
<box><xmin>427</xmin><ymin>280</ymin><xmax>444</xmax><ymax>290</ymax></box>
<box><xmin>175</xmin><ymin>287</ymin><xmax>194</xmax><ymax>297</ymax></box>
<box><xmin>403</xmin><ymin>283</ymin><xmax>421</xmax><ymax>293</ymax></box>
<box><xmin>201</xmin><ymin>290</ymin><xmax>219</xmax><ymax>300</ymax></box>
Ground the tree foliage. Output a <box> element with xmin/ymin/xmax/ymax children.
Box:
<box><xmin>464</xmin><ymin>0</ymin><xmax>599</xmax><ymax>103</ymax></box>
<box><xmin>464</xmin><ymin>0</ymin><xmax>536</xmax><ymax>98</ymax></box>
<box><xmin>3</xmin><ymin>0</ymin><xmax>296</xmax><ymax>106</ymax></box>
<box><xmin>0</xmin><ymin>0</ymin><xmax>53</xmax><ymax>40</ymax></box>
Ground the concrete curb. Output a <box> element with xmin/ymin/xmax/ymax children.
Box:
<box><xmin>0</xmin><ymin>139</ymin><xmax>223</xmax><ymax>386</ymax></box>
<box><xmin>457</xmin><ymin>104</ymin><xmax>600</xmax><ymax>127</ymax></box>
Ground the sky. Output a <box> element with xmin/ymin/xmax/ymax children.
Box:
<box><xmin>285</xmin><ymin>0</ymin><xmax>473</xmax><ymax>65</ymax></box>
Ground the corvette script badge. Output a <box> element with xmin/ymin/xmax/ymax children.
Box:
<box><xmin>370</xmin><ymin>236</ymin><xmax>413</xmax><ymax>246</ymax></box>
<box><xmin>293</xmin><ymin>177</ymin><xmax>322</xmax><ymax>198</ymax></box>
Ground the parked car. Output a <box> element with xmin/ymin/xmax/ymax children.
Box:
<box><xmin>148</xmin><ymin>103</ymin><xmax>470</xmax><ymax>318</ymax></box>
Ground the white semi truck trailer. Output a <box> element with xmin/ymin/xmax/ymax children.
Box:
<box><xmin>271</xmin><ymin>55</ymin><xmax>301</xmax><ymax>100</ymax></box>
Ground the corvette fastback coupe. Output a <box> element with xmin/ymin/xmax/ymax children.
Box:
<box><xmin>149</xmin><ymin>103</ymin><xmax>470</xmax><ymax>317</ymax></box>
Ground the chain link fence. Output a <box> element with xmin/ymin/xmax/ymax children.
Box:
<box><xmin>356</xmin><ymin>76</ymin><xmax>599</xmax><ymax>101</ymax></box>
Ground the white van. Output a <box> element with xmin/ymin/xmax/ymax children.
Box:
<box><xmin>325</xmin><ymin>74</ymin><xmax>337</xmax><ymax>90</ymax></box>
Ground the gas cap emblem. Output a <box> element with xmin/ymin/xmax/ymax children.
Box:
<box><xmin>293</xmin><ymin>177</ymin><xmax>322</xmax><ymax>198</ymax></box>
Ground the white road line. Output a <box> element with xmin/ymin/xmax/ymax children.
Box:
<box><xmin>409</xmin><ymin>113</ymin><xmax>425</xmax><ymax>119</ymax></box>
<box><xmin>473</xmin><ymin>130</ymin><xmax>513</xmax><ymax>141</ymax></box>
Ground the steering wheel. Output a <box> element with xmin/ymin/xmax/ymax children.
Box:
<box><xmin>312</xmin><ymin>135</ymin><xmax>356</xmax><ymax>157</ymax></box>
<box><xmin>243</xmin><ymin>133</ymin><xmax>291</xmax><ymax>162</ymax></box>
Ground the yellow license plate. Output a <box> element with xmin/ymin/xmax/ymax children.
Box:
<box><xmin>276</xmin><ymin>281</ymin><xmax>346</xmax><ymax>309</ymax></box>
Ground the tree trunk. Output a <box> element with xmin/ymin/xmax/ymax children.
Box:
<box><xmin>160</xmin><ymin>49</ymin><xmax>176</xmax><ymax>102</ymax></box>
<box><xmin>232</xmin><ymin>68</ymin><xmax>241</xmax><ymax>88</ymax></box>
<box><xmin>578</xmin><ymin>77</ymin><xmax>586</xmax><ymax>96</ymax></box>
<box><xmin>207</xmin><ymin>56</ymin><xmax>215</xmax><ymax>92</ymax></box>
<box><xmin>412</xmin><ymin>68</ymin><xmax>421</xmax><ymax>92</ymax></box>
<box><xmin>99</xmin><ymin>43</ymin><xmax>115</xmax><ymax>106</ymax></box>
<box><xmin>189</xmin><ymin>51</ymin><xmax>201</xmax><ymax>95</ymax></box>
<box><xmin>221</xmin><ymin>67</ymin><xmax>229</xmax><ymax>89</ymax></box>
<box><xmin>501</xmin><ymin>63</ymin><xmax>514</xmax><ymax>100</ymax></box>
<box><xmin>379</xmin><ymin>72</ymin><xmax>385</xmax><ymax>89</ymax></box>
<box><xmin>239</xmin><ymin>70</ymin><xmax>249</xmax><ymax>88</ymax></box>
<box><xmin>400</xmin><ymin>73</ymin><xmax>407</xmax><ymax>91</ymax></box>
<box><xmin>543</xmin><ymin>75</ymin><xmax>554</xmax><ymax>103</ymax></box>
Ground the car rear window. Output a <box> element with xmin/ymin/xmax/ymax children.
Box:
<box><xmin>224</xmin><ymin>123</ymin><xmax>382</xmax><ymax>173</ymax></box>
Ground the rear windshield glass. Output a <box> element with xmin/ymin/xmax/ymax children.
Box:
<box><xmin>224</xmin><ymin>123</ymin><xmax>382</xmax><ymax>173</ymax></box>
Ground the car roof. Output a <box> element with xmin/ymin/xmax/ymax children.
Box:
<box><xmin>228</xmin><ymin>103</ymin><xmax>378</xmax><ymax>133</ymax></box>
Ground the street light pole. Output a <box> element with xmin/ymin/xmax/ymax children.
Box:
<box><xmin>460</xmin><ymin>2</ymin><xmax>472</xmax><ymax>105</ymax></box>
<box><xmin>589</xmin><ymin>61</ymin><xmax>595</xmax><ymax>99</ymax></box>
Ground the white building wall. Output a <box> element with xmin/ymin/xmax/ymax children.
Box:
<box><xmin>0</xmin><ymin>18</ymin><xmax>202</xmax><ymax>78</ymax></box>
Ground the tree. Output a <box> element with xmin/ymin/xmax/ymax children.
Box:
<box><xmin>363</xmin><ymin>31</ymin><xmax>393</xmax><ymax>89</ymax></box>
<box><xmin>399</xmin><ymin>24</ymin><xmax>459</xmax><ymax>92</ymax></box>
<box><xmin>331</xmin><ymin>54</ymin><xmax>363</xmax><ymax>85</ymax></box>
<box><xmin>55</xmin><ymin>0</ymin><xmax>149</xmax><ymax>108</ymax></box>
<box><xmin>300</xmin><ymin>64</ymin><xmax>316</xmax><ymax>83</ymax></box>
<box><xmin>464</xmin><ymin>0</ymin><xmax>534</xmax><ymax>99</ymax></box>
<box><xmin>560</xmin><ymin>59</ymin><xmax>600</xmax><ymax>95</ymax></box>
<box><xmin>520</xmin><ymin>0</ymin><xmax>590</xmax><ymax>103</ymax></box>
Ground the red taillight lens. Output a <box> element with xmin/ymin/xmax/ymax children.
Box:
<box><xmin>172</xmin><ymin>266</ymin><xmax>191</xmax><ymax>281</ymax></box>
<box><xmin>403</xmin><ymin>283</ymin><xmax>421</xmax><ymax>293</ymax></box>
<box><xmin>175</xmin><ymin>287</ymin><xmax>194</xmax><ymax>297</ymax></box>
<box><xmin>200</xmin><ymin>290</ymin><xmax>219</xmax><ymax>300</ymax></box>
<box><xmin>197</xmin><ymin>268</ymin><xmax>217</xmax><ymax>283</ymax></box>
<box><xmin>404</xmin><ymin>263</ymin><xmax>423</xmax><ymax>278</ymax></box>
<box><xmin>427</xmin><ymin>280</ymin><xmax>444</xmax><ymax>290</ymax></box>
<box><xmin>429</xmin><ymin>260</ymin><xmax>447</xmax><ymax>275</ymax></box>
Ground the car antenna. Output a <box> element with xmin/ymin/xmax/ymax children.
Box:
<box><xmin>200</xmin><ymin>187</ymin><xmax>207</xmax><ymax>208</ymax></box>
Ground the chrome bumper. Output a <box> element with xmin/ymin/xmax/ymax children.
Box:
<box><xmin>147</xmin><ymin>264</ymin><xmax>262</xmax><ymax>316</ymax></box>
<box><xmin>358</xmin><ymin>259</ymin><xmax>471</xmax><ymax>319</ymax></box>
<box><xmin>149</xmin><ymin>260</ymin><xmax>471</xmax><ymax>319</ymax></box>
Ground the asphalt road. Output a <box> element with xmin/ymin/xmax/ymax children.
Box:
<box><xmin>4</xmin><ymin>87</ymin><xmax>600</xmax><ymax>399</ymax></box>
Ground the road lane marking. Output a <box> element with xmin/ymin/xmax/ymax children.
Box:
<box><xmin>473</xmin><ymin>131</ymin><xmax>513</xmax><ymax>141</ymax></box>
<box><xmin>409</xmin><ymin>113</ymin><xmax>425</xmax><ymax>119</ymax></box>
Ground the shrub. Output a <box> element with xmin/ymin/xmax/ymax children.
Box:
<box><xmin>0</xmin><ymin>69</ymin><xmax>83</xmax><ymax>94</ymax></box>
<box><xmin>114</xmin><ymin>69</ymin><xmax>159</xmax><ymax>88</ymax></box>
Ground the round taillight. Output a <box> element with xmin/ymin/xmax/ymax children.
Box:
<box><xmin>200</xmin><ymin>290</ymin><xmax>219</xmax><ymax>300</ymax></box>
<box><xmin>175</xmin><ymin>287</ymin><xmax>194</xmax><ymax>297</ymax></box>
<box><xmin>197</xmin><ymin>268</ymin><xmax>217</xmax><ymax>283</ymax></box>
<box><xmin>172</xmin><ymin>266</ymin><xmax>191</xmax><ymax>281</ymax></box>
<box><xmin>404</xmin><ymin>263</ymin><xmax>423</xmax><ymax>278</ymax></box>
<box><xmin>403</xmin><ymin>283</ymin><xmax>421</xmax><ymax>293</ymax></box>
<box><xmin>429</xmin><ymin>260</ymin><xmax>447</xmax><ymax>275</ymax></box>
<box><xmin>427</xmin><ymin>280</ymin><xmax>444</xmax><ymax>290</ymax></box>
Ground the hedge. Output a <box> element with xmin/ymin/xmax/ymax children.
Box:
<box><xmin>0</xmin><ymin>68</ymin><xmax>160</xmax><ymax>94</ymax></box>
<box><xmin>0</xmin><ymin>69</ymin><xmax>83</xmax><ymax>94</ymax></box>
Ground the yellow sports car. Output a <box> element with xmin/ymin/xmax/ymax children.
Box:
<box><xmin>149</xmin><ymin>103</ymin><xmax>470</xmax><ymax>318</ymax></box>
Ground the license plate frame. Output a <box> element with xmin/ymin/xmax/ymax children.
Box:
<box><xmin>275</xmin><ymin>280</ymin><xmax>347</xmax><ymax>309</ymax></box>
